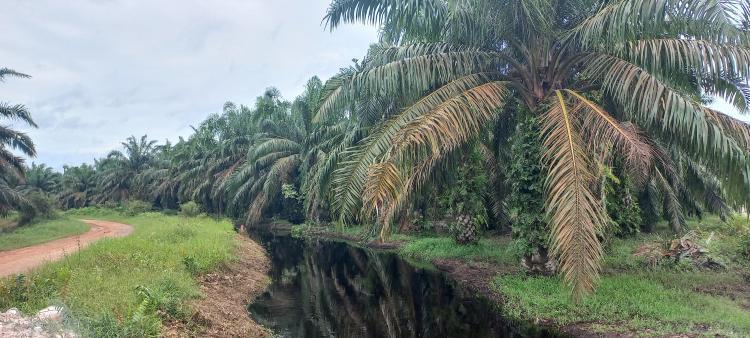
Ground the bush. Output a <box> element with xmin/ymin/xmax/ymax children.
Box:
<box><xmin>102</xmin><ymin>200</ymin><xmax>120</xmax><ymax>210</ymax></box>
<box><xmin>602</xmin><ymin>165</ymin><xmax>642</xmax><ymax>238</ymax></box>
<box><xmin>124</xmin><ymin>200</ymin><xmax>152</xmax><ymax>216</ymax></box>
<box><xmin>179</xmin><ymin>201</ymin><xmax>201</xmax><ymax>217</ymax></box>
<box><xmin>161</xmin><ymin>209</ymin><xmax>178</xmax><ymax>216</ymax></box>
<box><xmin>741</xmin><ymin>233</ymin><xmax>750</xmax><ymax>259</ymax></box>
<box><xmin>507</xmin><ymin>114</ymin><xmax>547</xmax><ymax>257</ymax></box>
<box><xmin>18</xmin><ymin>192</ymin><xmax>58</xmax><ymax>225</ymax></box>
<box><xmin>448</xmin><ymin>215</ymin><xmax>479</xmax><ymax>245</ymax></box>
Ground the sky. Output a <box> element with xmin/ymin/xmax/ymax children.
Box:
<box><xmin>0</xmin><ymin>0</ymin><xmax>378</xmax><ymax>170</ymax></box>
<box><xmin>1</xmin><ymin>1</ymin><xmax>747</xmax><ymax>170</ymax></box>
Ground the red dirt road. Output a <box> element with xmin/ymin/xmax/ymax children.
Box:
<box><xmin>0</xmin><ymin>219</ymin><xmax>133</xmax><ymax>277</ymax></box>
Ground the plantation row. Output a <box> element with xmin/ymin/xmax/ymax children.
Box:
<box><xmin>3</xmin><ymin>0</ymin><xmax>750</xmax><ymax>299</ymax></box>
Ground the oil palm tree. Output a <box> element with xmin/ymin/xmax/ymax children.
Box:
<box><xmin>19</xmin><ymin>163</ymin><xmax>61</xmax><ymax>194</ymax></box>
<box><xmin>227</xmin><ymin>77</ymin><xmax>349</xmax><ymax>225</ymax></box>
<box><xmin>59</xmin><ymin>164</ymin><xmax>97</xmax><ymax>209</ymax></box>
<box><xmin>322</xmin><ymin>0</ymin><xmax>750</xmax><ymax>298</ymax></box>
<box><xmin>98</xmin><ymin>135</ymin><xmax>158</xmax><ymax>202</ymax></box>
<box><xmin>228</xmin><ymin>80</ymin><xmax>319</xmax><ymax>225</ymax></box>
<box><xmin>0</xmin><ymin>68</ymin><xmax>37</xmax><ymax>213</ymax></box>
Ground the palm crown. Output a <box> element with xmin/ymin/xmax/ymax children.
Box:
<box><xmin>0</xmin><ymin>68</ymin><xmax>37</xmax><ymax>213</ymax></box>
<box><xmin>321</xmin><ymin>0</ymin><xmax>750</xmax><ymax>297</ymax></box>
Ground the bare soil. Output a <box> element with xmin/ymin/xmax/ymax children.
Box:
<box><xmin>0</xmin><ymin>219</ymin><xmax>133</xmax><ymax>277</ymax></box>
<box><xmin>163</xmin><ymin>234</ymin><xmax>271</xmax><ymax>338</ymax></box>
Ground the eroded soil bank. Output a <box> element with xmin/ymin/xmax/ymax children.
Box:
<box><xmin>165</xmin><ymin>234</ymin><xmax>271</xmax><ymax>337</ymax></box>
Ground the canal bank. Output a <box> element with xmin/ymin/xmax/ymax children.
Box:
<box><xmin>248</xmin><ymin>229</ymin><xmax>560</xmax><ymax>337</ymax></box>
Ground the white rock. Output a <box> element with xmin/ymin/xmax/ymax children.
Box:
<box><xmin>36</xmin><ymin>306</ymin><xmax>62</xmax><ymax>321</ymax></box>
<box><xmin>5</xmin><ymin>308</ymin><xmax>20</xmax><ymax>316</ymax></box>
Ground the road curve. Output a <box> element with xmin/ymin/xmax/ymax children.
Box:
<box><xmin>0</xmin><ymin>219</ymin><xmax>133</xmax><ymax>277</ymax></box>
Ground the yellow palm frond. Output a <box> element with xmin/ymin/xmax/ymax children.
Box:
<box><xmin>564</xmin><ymin>89</ymin><xmax>653</xmax><ymax>183</ymax></box>
<box><xmin>542</xmin><ymin>91</ymin><xmax>607</xmax><ymax>300</ymax></box>
<box><xmin>392</xmin><ymin>81</ymin><xmax>509</xmax><ymax>154</ymax></box>
<box><xmin>361</xmin><ymin>161</ymin><xmax>403</xmax><ymax>240</ymax></box>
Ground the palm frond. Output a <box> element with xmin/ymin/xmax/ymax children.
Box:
<box><xmin>541</xmin><ymin>91</ymin><xmax>606</xmax><ymax>300</ymax></box>
<box><xmin>564</xmin><ymin>90</ymin><xmax>652</xmax><ymax>183</ymax></box>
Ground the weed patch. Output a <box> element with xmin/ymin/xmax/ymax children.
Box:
<box><xmin>0</xmin><ymin>209</ymin><xmax>236</xmax><ymax>336</ymax></box>
<box><xmin>0</xmin><ymin>218</ymin><xmax>89</xmax><ymax>251</ymax></box>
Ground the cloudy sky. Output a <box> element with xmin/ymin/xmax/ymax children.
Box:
<box><xmin>1</xmin><ymin>0</ymin><xmax>378</xmax><ymax>169</ymax></box>
<box><xmin>1</xmin><ymin>1</ymin><xmax>747</xmax><ymax>170</ymax></box>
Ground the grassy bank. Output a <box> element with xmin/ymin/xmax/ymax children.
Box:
<box><xmin>0</xmin><ymin>208</ymin><xmax>238</xmax><ymax>336</ymax></box>
<box><xmin>309</xmin><ymin>216</ymin><xmax>750</xmax><ymax>336</ymax></box>
<box><xmin>0</xmin><ymin>217</ymin><xmax>90</xmax><ymax>251</ymax></box>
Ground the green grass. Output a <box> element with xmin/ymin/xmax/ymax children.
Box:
<box><xmin>494</xmin><ymin>274</ymin><xmax>750</xmax><ymax>336</ymax></box>
<box><xmin>0</xmin><ymin>218</ymin><xmax>90</xmax><ymax>251</ymax></box>
<box><xmin>400</xmin><ymin>236</ymin><xmax>517</xmax><ymax>265</ymax></box>
<box><xmin>491</xmin><ymin>215</ymin><xmax>750</xmax><ymax>336</ymax></box>
<box><xmin>0</xmin><ymin>208</ymin><xmax>237</xmax><ymax>336</ymax></box>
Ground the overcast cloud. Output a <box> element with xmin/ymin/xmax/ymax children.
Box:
<box><xmin>1</xmin><ymin>1</ymin><xmax>747</xmax><ymax>170</ymax></box>
<box><xmin>0</xmin><ymin>0</ymin><xmax>377</xmax><ymax>169</ymax></box>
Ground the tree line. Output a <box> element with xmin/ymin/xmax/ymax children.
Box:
<box><xmin>3</xmin><ymin>0</ymin><xmax>750</xmax><ymax>297</ymax></box>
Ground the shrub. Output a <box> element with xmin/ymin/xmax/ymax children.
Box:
<box><xmin>124</xmin><ymin>200</ymin><xmax>152</xmax><ymax>216</ymax></box>
<box><xmin>602</xmin><ymin>165</ymin><xmax>642</xmax><ymax>238</ymax></box>
<box><xmin>179</xmin><ymin>201</ymin><xmax>201</xmax><ymax>217</ymax></box>
<box><xmin>741</xmin><ymin>232</ymin><xmax>750</xmax><ymax>259</ymax></box>
<box><xmin>182</xmin><ymin>256</ymin><xmax>199</xmax><ymax>275</ymax></box>
<box><xmin>102</xmin><ymin>200</ymin><xmax>120</xmax><ymax>210</ymax></box>
<box><xmin>18</xmin><ymin>192</ymin><xmax>58</xmax><ymax>225</ymax></box>
<box><xmin>507</xmin><ymin>114</ymin><xmax>547</xmax><ymax>257</ymax></box>
<box><xmin>161</xmin><ymin>209</ymin><xmax>178</xmax><ymax>216</ymax></box>
<box><xmin>448</xmin><ymin>215</ymin><xmax>479</xmax><ymax>245</ymax></box>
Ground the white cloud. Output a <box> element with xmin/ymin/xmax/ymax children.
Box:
<box><xmin>0</xmin><ymin>0</ymin><xmax>378</xmax><ymax>169</ymax></box>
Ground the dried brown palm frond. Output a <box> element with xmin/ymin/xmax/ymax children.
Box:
<box><xmin>245</xmin><ymin>194</ymin><xmax>268</xmax><ymax>227</ymax></box>
<box><xmin>362</xmin><ymin>161</ymin><xmax>403</xmax><ymax>240</ymax></box>
<box><xmin>565</xmin><ymin>90</ymin><xmax>653</xmax><ymax>184</ymax></box>
<box><xmin>541</xmin><ymin>91</ymin><xmax>607</xmax><ymax>300</ymax></box>
<box><xmin>392</xmin><ymin>81</ymin><xmax>509</xmax><ymax>154</ymax></box>
<box><xmin>331</xmin><ymin>75</ymin><xmax>506</xmax><ymax>223</ymax></box>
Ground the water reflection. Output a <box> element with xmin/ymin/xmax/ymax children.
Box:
<box><xmin>249</xmin><ymin>232</ymin><xmax>559</xmax><ymax>338</ymax></box>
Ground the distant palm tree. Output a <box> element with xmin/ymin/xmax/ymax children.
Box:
<box><xmin>0</xmin><ymin>68</ymin><xmax>37</xmax><ymax>214</ymax></box>
<box><xmin>322</xmin><ymin>0</ymin><xmax>750</xmax><ymax>297</ymax></box>
<box><xmin>228</xmin><ymin>77</ymin><xmax>347</xmax><ymax>225</ymax></box>
<box><xmin>98</xmin><ymin>135</ymin><xmax>157</xmax><ymax>202</ymax></box>
<box><xmin>19</xmin><ymin>163</ymin><xmax>61</xmax><ymax>194</ymax></box>
<box><xmin>59</xmin><ymin>164</ymin><xmax>97</xmax><ymax>209</ymax></box>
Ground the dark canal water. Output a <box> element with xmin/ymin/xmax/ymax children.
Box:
<box><xmin>248</xmin><ymin>231</ymin><xmax>560</xmax><ymax>338</ymax></box>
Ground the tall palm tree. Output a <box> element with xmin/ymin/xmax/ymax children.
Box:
<box><xmin>321</xmin><ymin>0</ymin><xmax>750</xmax><ymax>297</ymax></box>
<box><xmin>0</xmin><ymin>68</ymin><xmax>37</xmax><ymax>214</ymax></box>
<box><xmin>228</xmin><ymin>79</ymin><xmax>336</xmax><ymax>225</ymax></box>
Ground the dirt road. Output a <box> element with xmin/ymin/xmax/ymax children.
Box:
<box><xmin>0</xmin><ymin>219</ymin><xmax>133</xmax><ymax>277</ymax></box>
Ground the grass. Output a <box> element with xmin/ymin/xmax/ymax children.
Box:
<box><xmin>293</xmin><ymin>215</ymin><xmax>750</xmax><ymax>336</ymax></box>
<box><xmin>330</xmin><ymin>215</ymin><xmax>750</xmax><ymax>336</ymax></box>
<box><xmin>400</xmin><ymin>237</ymin><xmax>517</xmax><ymax>265</ymax></box>
<box><xmin>494</xmin><ymin>274</ymin><xmax>750</xmax><ymax>336</ymax></box>
<box><xmin>0</xmin><ymin>208</ymin><xmax>238</xmax><ymax>336</ymax></box>
<box><xmin>491</xmin><ymin>215</ymin><xmax>750</xmax><ymax>336</ymax></box>
<box><xmin>0</xmin><ymin>217</ymin><xmax>90</xmax><ymax>251</ymax></box>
